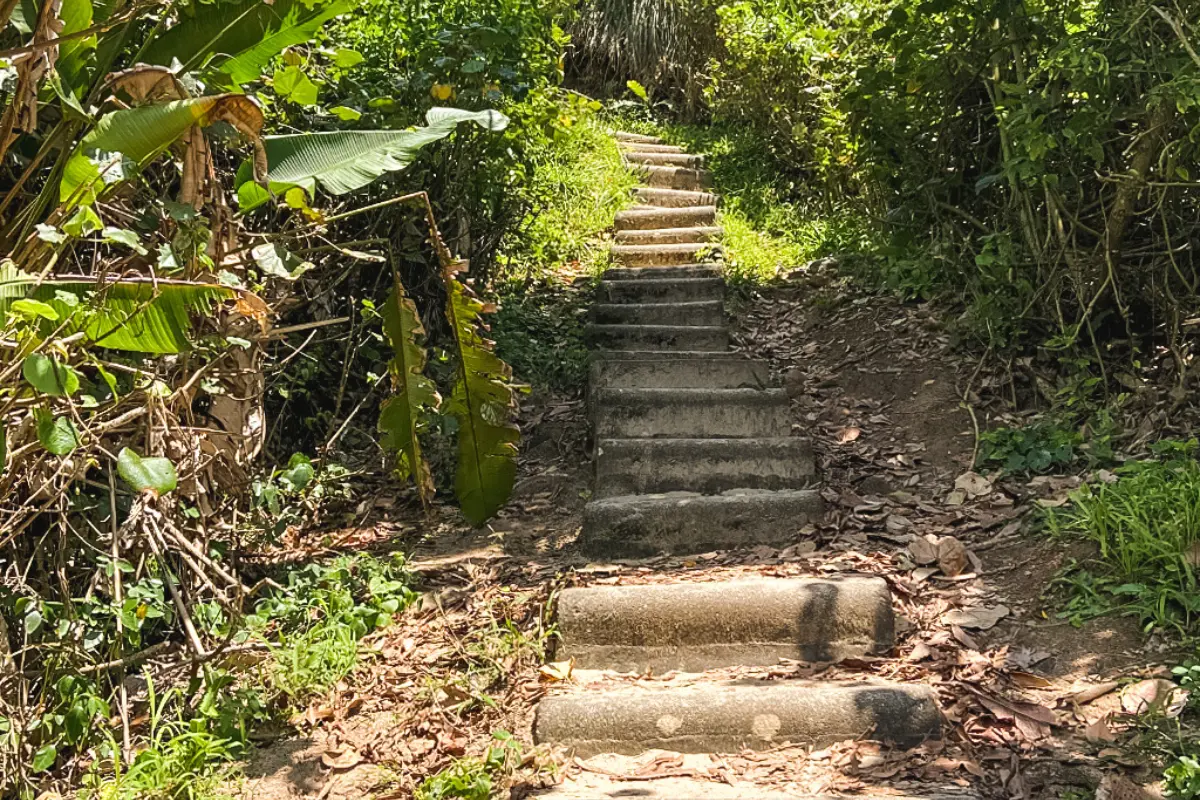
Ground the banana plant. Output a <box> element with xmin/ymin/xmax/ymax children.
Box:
<box><xmin>443</xmin><ymin>261</ymin><xmax>520</xmax><ymax>526</ymax></box>
<box><xmin>0</xmin><ymin>260</ymin><xmax>267</xmax><ymax>354</ymax></box>
<box><xmin>377</xmin><ymin>262</ymin><xmax>440</xmax><ymax>509</ymax></box>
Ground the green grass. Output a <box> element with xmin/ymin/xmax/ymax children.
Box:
<box><xmin>502</xmin><ymin>113</ymin><xmax>640</xmax><ymax>281</ymax></box>
<box><xmin>1046</xmin><ymin>440</ymin><xmax>1200</xmax><ymax>635</ymax></box>
<box><xmin>605</xmin><ymin>113</ymin><xmax>870</xmax><ymax>284</ymax></box>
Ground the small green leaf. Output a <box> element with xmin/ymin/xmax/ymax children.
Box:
<box><xmin>63</xmin><ymin>205</ymin><xmax>102</xmax><ymax>237</ymax></box>
<box><xmin>23</xmin><ymin>354</ymin><xmax>80</xmax><ymax>396</ymax></box>
<box><xmin>31</xmin><ymin>744</ymin><xmax>56</xmax><ymax>773</ymax></box>
<box><xmin>102</xmin><ymin>226</ymin><xmax>148</xmax><ymax>254</ymax></box>
<box><xmin>332</xmin><ymin>48</ymin><xmax>363</xmax><ymax>68</ymax></box>
<box><xmin>329</xmin><ymin>105</ymin><xmax>361</xmax><ymax>122</ymax></box>
<box><xmin>24</xmin><ymin>608</ymin><xmax>42</xmax><ymax>634</ymax></box>
<box><xmin>35</xmin><ymin>224</ymin><xmax>66</xmax><ymax>244</ymax></box>
<box><xmin>37</xmin><ymin>411</ymin><xmax>81</xmax><ymax>455</ymax></box>
<box><xmin>273</xmin><ymin>65</ymin><xmax>319</xmax><ymax>106</ymax></box>
<box><xmin>626</xmin><ymin>79</ymin><xmax>648</xmax><ymax>101</ymax></box>
<box><xmin>251</xmin><ymin>243</ymin><xmax>311</xmax><ymax>280</ymax></box>
<box><xmin>280</xmin><ymin>452</ymin><xmax>314</xmax><ymax>491</ymax></box>
<box><xmin>461</xmin><ymin>58</ymin><xmax>485</xmax><ymax>74</ymax></box>
<box><xmin>117</xmin><ymin>447</ymin><xmax>178</xmax><ymax>497</ymax></box>
<box><xmin>10</xmin><ymin>299</ymin><xmax>60</xmax><ymax>321</ymax></box>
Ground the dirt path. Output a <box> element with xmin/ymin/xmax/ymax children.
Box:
<box><xmin>231</xmin><ymin>134</ymin><xmax>1169</xmax><ymax>800</ymax></box>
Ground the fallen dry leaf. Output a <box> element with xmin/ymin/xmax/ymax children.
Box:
<box><xmin>539</xmin><ymin>658</ymin><xmax>575</xmax><ymax>683</ymax></box>
<box><xmin>908</xmin><ymin>535</ymin><xmax>940</xmax><ymax>566</ymax></box>
<box><xmin>1065</xmin><ymin>680</ymin><xmax>1120</xmax><ymax>706</ymax></box>
<box><xmin>321</xmin><ymin>747</ymin><xmax>362</xmax><ymax>770</ymax></box>
<box><xmin>1121</xmin><ymin>678</ymin><xmax>1188</xmax><ymax>717</ymax></box>
<box><xmin>945</xmin><ymin>605</ymin><xmax>1010</xmax><ymax>630</ymax></box>
<box><xmin>965</xmin><ymin>685</ymin><xmax>1056</xmax><ymax>740</ymax></box>
<box><xmin>1009</xmin><ymin>670</ymin><xmax>1053</xmax><ymax>690</ymax></box>
<box><xmin>836</xmin><ymin>426</ymin><xmax>862</xmax><ymax>444</ymax></box>
<box><xmin>953</xmin><ymin>471</ymin><xmax>993</xmax><ymax>498</ymax></box>
<box><xmin>1085</xmin><ymin>714</ymin><xmax>1117</xmax><ymax>743</ymax></box>
<box><xmin>936</xmin><ymin>536</ymin><xmax>969</xmax><ymax>576</ymax></box>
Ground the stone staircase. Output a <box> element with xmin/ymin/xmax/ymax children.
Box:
<box><xmin>532</xmin><ymin>132</ymin><xmax>965</xmax><ymax>799</ymax></box>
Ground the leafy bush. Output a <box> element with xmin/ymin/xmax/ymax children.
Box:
<box><xmin>977</xmin><ymin>421</ymin><xmax>1082</xmax><ymax>474</ymax></box>
<box><xmin>415</xmin><ymin>731</ymin><xmax>522</xmax><ymax>800</ymax></box>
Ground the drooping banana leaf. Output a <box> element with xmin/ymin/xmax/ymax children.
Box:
<box><xmin>140</xmin><ymin>0</ymin><xmax>353</xmax><ymax>85</ymax></box>
<box><xmin>442</xmin><ymin>262</ymin><xmax>519</xmax><ymax>526</ymax></box>
<box><xmin>377</xmin><ymin>266</ymin><xmax>439</xmax><ymax>508</ymax></box>
<box><xmin>0</xmin><ymin>261</ymin><xmax>268</xmax><ymax>354</ymax></box>
<box><xmin>60</xmin><ymin>94</ymin><xmax>264</xmax><ymax>206</ymax></box>
<box><xmin>239</xmin><ymin>107</ymin><xmax>508</xmax><ymax>210</ymax></box>
<box><xmin>57</xmin><ymin>0</ymin><xmax>96</xmax><ymax>94</ymax></box>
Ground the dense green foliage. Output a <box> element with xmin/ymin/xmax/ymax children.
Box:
<box><xmin>582</xmin><ymin>0</ymin><xmax>1200</xmax><ymax>381</ymax></box>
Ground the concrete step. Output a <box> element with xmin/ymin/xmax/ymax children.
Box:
<box><xmin>595</xmin><ymin>437</ymin><xmax>815</xmax><ymax>497</ymax></box>
<box><xmin>615</xmin><ymin>226</ymin><xmax>721</xmax><ymax>246</ymax></box>
<box><xmin>636</xmin><ymin>187</ymin><xmax>719</xmax><ymax>208</ymax></box>
<box><xmin>593</xmin><ymin>301</ymin><xmax>723</xmax><ymax>327</ymax></box>
<box><xmin>534</xmin><ymin>680</ymin><xmax>940</xmax><ymax>756</ymax></box>
<box><xmin>598</xmin><ymin>277</ymin><xmax>723</xmax><ymax>304</ymax></box>
<box><xmin>633</xmin><ymin>165</ymin><xmax>713</xmax><ymax>191</ymax></box>
<box><xmin>613</xmin><ymin>242</ymin><xmax>718</xmax><ymax>268</ymax></box>
<box><xmin>615</xmin><ymin>205</ymin><xmax>717</xmax><ymax>231</ymax></box>
<box><xmin>592</xmin><ymin>388</ymin><xmax>788</xmax><ymax>438</ymax></box>
<box><xmin>624</xmin><ymin>151</ymin><xmax>705</xmax><ymax>167</ymax></box>
<box><xmin>537</xmin><ymin>774</ymin><xmax>974</xmax><ymax>800</ymax></box>
<box><xmin>585</xmin><ymin>324</ymin><xmax>729</xmax><ymax>352</ymax></box>
<box><xmin>579</xmin><ymin>490</ymin><xmax>823</xmax><ymax>555</ymax></box>
<box><xmin>601</xmin><ymin>265</ymin><xmax>720</xmax><ymax>281</ymax></box>
<box><xmin>615</xmin><ymin>131</ymin><xmax>662</xmax><ymax>144</ymax></box>
<box><xmin>618</xmin><ymin>141</ymin><xmax>684</xmax><ymax>153</ymax></box>
<box><xmin>589</xmin><ymin>353</ymin><xmax>768</xmax><ymax>390</ymax></box>
<box><xmin>555</xmin><ymin>576</ymin><xmax>893</xmax><ymax>672</ymax></box>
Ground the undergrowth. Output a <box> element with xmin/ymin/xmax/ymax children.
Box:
<box><xmin>75</xmin><ymin>554</ymin><xmax>417</xmax><ymax>800</ymax></box>
<box><xmin>1047</xmin><ymin>439</ymin><xmax>1200</xmax><ymax>636</ymax></box>
<box><xmin>414</xmin><ymin>731</ymin><xmax>523</xmax><ymax>800</ymax></box>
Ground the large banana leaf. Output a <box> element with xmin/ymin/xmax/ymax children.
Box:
<box><xmin>239</xmin><ymin>107</ymin><xmax>508</xmax><ymax>209</ymax></box>
<box><xmin>57</xmin><ymin>0</ymin><xmax>96</xmax><ymax>94</ymax></box>
<box><xmin>377</xmin><ymin>267</ymin><xmax>439</xmax><ymax>508</ymax></box>
<box><xmin>0</xmin><ymin>261</ymin><xmax>266</xmax><ymax>354</ymax></box>
<box><xmin>442</xmin><ymin>263</ymin><xmax>519</xmax><ymax>526</ymax></box>
<box><xmin>60</xmin><ymin>94</ymin><xmax>263</xmax><ymax>205</ymax></box>
<box><xmin>141</xmin><ymin>0</ymin><xmax>352</xmax><ymax>85</ymax></box>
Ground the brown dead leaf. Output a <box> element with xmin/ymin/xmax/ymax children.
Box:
<box><xmin>1085</xmin><ymin>714</ymin><xmax>1117</xmax><ymax>743</ymax></box>
<box><xmin>945</xmin><ymin>605</ymin><xmax>1009</xmax><ymax>630</ymax></box>
<box><xmin>1121</xmin><ymin>678</ymin><xmax>1189</xmax><ymax>717</ymax></box>
<box><xmin>321</xmin><ymin>747</ymin><xmax>362</xmax><ymax>770</ymax></box>
<box><xmin>837</xmin><ymin>426</ymin><xmax>862</xmax><ymax>444</ymax></box>
<box><xmin>1009</xmin><ymin>670</ymin><xmax>1053</xmax><ymax>690</ymax></box>
<box><xmin>936</xmin><ymin>536</ymin><xmax>969</xmax><ymax>576</ymax></box>
<box><xmin>1065</xmin><ymin>680</ymin><xmax>1120</xmax><ymax>706</ymax></box>
<box><xmin>908</xmin><ymin>534</ymin><xmax>940</xmax><ymax>566</ymax></box>
<box><xmin>965</xmin><ymin>685</ymin><xmax>1056</xmax><ymax>740</ymax></box>
<box><xmin>539</xmin><ymin>658</ymin><xmax>575</xmax><ymax>683</ymax></box>
<box><xmin>954</xmin><ymin>471</ymin><xmax>993</xmax><ymax>498</ymax></box>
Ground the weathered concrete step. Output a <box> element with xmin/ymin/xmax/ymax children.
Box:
<box><xmin>613</xmin><ymin>242</ymin><xmax>718</xmax><ymax>267</ymax></box>
<box><xmin>592</xmin><ymin>388</ymin><xmax>788</xmax><ymax>438</ymax></box>
<box><xmin>556</xmin><ymin>576</ymin><xmax>893</xmax><ymax>672</ymax></box>
<box><xmin>614</xmin><ymin>131</ymin><xmax>662</xmax><ymax>143</ymax></box>
<box><xmin>601</xmin><ymin>265</ymin><xmax>720</xmax><ymax>281</ymax></box>
<box><xmin>598</xmin><ymin>277</ymin><xmax>723</xmax><ymax>303</ymax></box>
<box><xmin>635</xmin><ymin>187</ymin><xmax>719</xmax><ymax>208</ymax></box>
<box><xmin>623</xmin><ymin>150</ymin><xmax>705</xmax><ymax>167</ymax></box>
<box><xmin>615</xmin><ymin>205</ymin><xmax>716</xmax><ymax>231</ymax></box>
<box><xmin>585</xmin><ymin>324</ymin><xmax>729</xmax><ymax>352</ymax></box>
<box><xmin>589</xmin><ymin>353</ymin><xmax>767</xmax><ymax>389</ymax></box>
<box><xmin>615</xmin><ymin>226</ymin><xmax>721</xmax><ymax>246</ymax></box>
<box><xmin>593</xmin><ymin>301</ymin><xmax>723</xmax><ymax>327</ymax></box>
<box><xmin>537</xmin><ymin>775</ymin><xmax>974</xmax><ymax>800</ymax></box>
<box><xmin>534</xmin><ymin>680</ymin><xmax>940</xmax><ymax>756</ymax></box>
<box><xmin>618</xmin><ymin>141</ymin><xmax>684</xmax><ymax>153</ymax></box>
<box><xmin>595</xmin><ymin>437</ymin><xmax>815</xmax><ymax>497</ymax></box>
<box><xmin>632</xmin><ymin>165</ymin><xmax>713</xmax><ymax>190</ymax></box>
<box><xmin>580</xmin><ymin>490</ymin><xmax>823</xmax><ymax>555</ymax></box>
